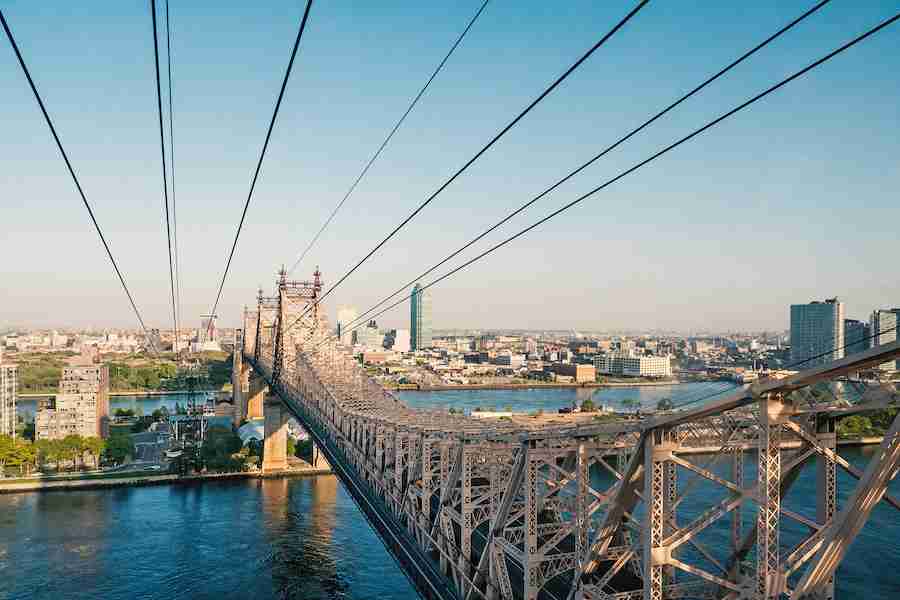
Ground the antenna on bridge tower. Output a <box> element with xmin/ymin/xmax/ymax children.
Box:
<box><xmin>272</xmin><ymin>266</ymin><xmax>286</xmax><ymax>387</ymax></box>
<box><xmin>253</xmin><ymin>287</ymin><xmax>264</xmax><ymax>363</ymax></box>
<box><xmin>312</xmin><ymin>266</ymin><xmax>323</xmax><ymax>321</ymax></box>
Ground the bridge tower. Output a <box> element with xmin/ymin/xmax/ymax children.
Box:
<box><xmin>253</xmin><ymin>287</ymin><xmax>263</xmax><ymax>364</ymax></box>
<box><xmin>271</xmin><ymin>267</ymin><xmax>287</xmax><ymax>388</ymax></box>
<box><xmin>231</xmin><ymin>321</ymin><xmax>250</xmax><ymax>426</ymax></box>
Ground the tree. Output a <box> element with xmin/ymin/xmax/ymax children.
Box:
<box><xmin>151</xmin><ymin>406</ymin><xmax>170</xmax><ymax>421</ymax></box>
<box><xmin>0</xmin><ymin>435</ymin><xmax>15</xmax><ymax>476</ymax></box>
<box><xmin>34</xmin><ymin>439</ymin><xmax>55</xmax><ymax>471</ymax></box>
<box><xmin>10</xmin><ymin>439</ymin><xmax>36</xmax><ymax>476</ymax></box>
<box><xmin>60</xmin><ymin>435</ymin><xmax>85</xmax><ymax>470</ymax></box>
<box><xmin>869</xmin><ymin>407</ymin><xmax>900</xmax><ymax>433</ymax></box>
<box><xmin>580</xmin><ymin>399</ymin><xmax>596</xmax><ymax>412</ymax></box>
<box><xmin>621</xmin><ymin>397</ymin><xmax>639</xmax><ymax>411</ymax></box>
<box><xmin>104</xmin><ymin>434</ymin><xmax>134</xmax><ymax>465</ymax></box>
<box><xmin>83</xmin><ymin>437</ymin><xmax>105</xmax><ymax>469</ymax></box>
<box><xmin>200</xmin><ymin>427</ymin><xmax>243</xmax><ymax>472</ymax></box>
<box><xmin>656</xmin><ymin>398</ymin><xmax>674</xmax><ymax>412</ymax></box>
<box><xmin>837</xmin><ymin>415</ymin><xmax>875</xmax><ymax>439</ymax></box>
<box><xmin>21</xmin><ymin>421</ymin><xmax>35</xmax><ymax>442</ymax></box>
<box><xmin>287</xmin><ymin>436</ymin><xmax>296</xmax><ymax>458</ymax></box>
<box><xmin>297</xmin><ymin>439</ymin><xmax>313</xmax><ymax>461</ymax></box>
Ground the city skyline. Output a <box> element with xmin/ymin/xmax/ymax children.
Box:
<box><xmin>3</xmin><ymin>1</ymin><xmax>899</xmax><ymax>331</ymax></box>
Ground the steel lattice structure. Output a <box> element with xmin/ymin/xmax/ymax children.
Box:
<box><xmin>236</xmin><ymin>272</ymin><xmax>900</xmax><ymax>600</ymax></box>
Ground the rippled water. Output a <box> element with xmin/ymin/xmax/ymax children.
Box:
<box><xmin>7</xmin><ymin>387</ymin><xmax>900</xmax><ymax>599</ymax></box>
<box><xmin>0</xmin><ymin>477</ymin><xmax>417</xmax><ymax>600</ymax></box>
<box><xmin>17</xmin><ymin>383</ymin><xmax>736</xmax><ymax>423</ymax></box>
<box><xmin>398</xmin><ymin>381</ymin><xmax>738</xmax><ymax>413</ymax></box>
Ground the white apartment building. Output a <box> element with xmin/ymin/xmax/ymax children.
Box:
<box><xmin>37</xmin><ymin>362</ymin><xmax>109</xmax><ymax>440</ymax></box>
<box><xmin>594</xmin><ymin>352</ymin><xmax>672</xmax><ymax>378</ymax></box>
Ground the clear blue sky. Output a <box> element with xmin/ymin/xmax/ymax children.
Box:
<box><xmin>2</xmin><ymin>1</ymin><xmax>898</xmax><ymax>332</ymax></box>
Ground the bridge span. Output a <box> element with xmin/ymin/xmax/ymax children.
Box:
<box><xmin>232</xmin><ymin>270</ymin><xmax>900</xmax><ymax>600</ymax></box>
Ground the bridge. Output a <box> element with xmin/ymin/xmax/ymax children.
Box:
<box><xmin>231</xmin><ymin>269</ymin><xmax>900</xmax><ymax>600</ymax></box>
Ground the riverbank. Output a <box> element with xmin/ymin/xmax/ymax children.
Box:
<box><xmin>403</xmin><ymin>379</ymin><xmax>685</xmax><ymax>392</ymax></box>
<box><xmin>0</xmin><ymin>466</ymin><xmax>331</xmax><ymax>494</ymax></box>
<box><xmin>19</xmin><ymin>389</ymin><xmax>229</xmax><ymax>399</ymax></box>
<box><xmin>3</xmin><ymin>435</ymin><xmax>881</xmax><ymax>494</ymax></box>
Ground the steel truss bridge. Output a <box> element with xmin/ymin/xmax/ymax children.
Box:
<box><xmin>235</xmin><ymin>271</ymin><xmax>900</xmax><ymax>600</ymax></box>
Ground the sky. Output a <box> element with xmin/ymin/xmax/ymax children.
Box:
<box><xmin>2</xmin><ymin>0</ymin><xmax>899</xmax><ymax>333</ymax></box>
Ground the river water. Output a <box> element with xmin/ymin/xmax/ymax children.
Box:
<box><xmin>15</xmin><ymin>381</ymin><xmax>740</xmax><ymax>419</ymax></box>
<box><xmin>5</xmin><ymin>386</ymin><xmax>900</xmax><ymax>599</ymax></box>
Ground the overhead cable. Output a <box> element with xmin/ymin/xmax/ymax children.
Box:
<box><xmin>150</xmin><ymin>0</ymin><xmax>180</xmax><ymax>350</ymax></box>
<box><xmin>333</xmin><ymin>0</ymin><xmax>833</xmax><ymax>339</ymax></box>
<box><xmin>299</xmin><ymin>12</ymin><xmax>899</xmax><ymax>344</ymax></box>
<box><xmin>300</xmin><ymin>0</ymin><xmax>652</xmax><ymax>317</ymax></box>
<box><xmin>288</xmin><ymin>0</ymin><xmax>493</xmax><ymax>275</ymax></box>
<box><xmin>206</xmin><ymin>0</ymin><xmax>315</xmax><ymax>334</ymax></box>
<box><xmin>165</xmin><ymin>0</ymin><xmax>183</xmax><ymax>349</ymax></box>
<box><xmin>1</xmin><ymin>8</ymin><xmax>158</xmax><ymax>352</ymax></box>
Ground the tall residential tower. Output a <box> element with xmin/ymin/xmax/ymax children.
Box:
<box><xmin>0</xmin><ymin>349</ymin><xmax>17</xmax><ymax>438</ymax></box>
<box><xmin>869</xmin><ymin>309</ymin><xmax>898</xmax><ymax>371</ymax></box>
<box><xmin>410</xmin><ymin>283</ymin><xmax>432</xmax><ymax>351</ymax></box>
<box><xmin>790</xmin><ymin>298</ymin><xmax>844</xmax><ymax>368</ymax></box>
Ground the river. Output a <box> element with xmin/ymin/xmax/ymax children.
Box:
<box><xmin>5</xmin><ymin>386</ymin><xmax>899</xmax><ymax>599</ymax></box>
<box><xmin>15</xmin><ymin>381</ymin><xmax>739</xmax><ymax>420</ymax></box>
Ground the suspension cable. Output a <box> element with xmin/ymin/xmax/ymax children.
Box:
<box><xmin>150</xmin><ymin>0</ymin><xmax>179</xmax><ymax>352</ymax></box>
<box><xmin>288</xmin><ymin>0</ymin><xmax>493</xmax><ymax>275</ymax></box>
<box><xmin>206</xmin><ymin>0</ymin><xmax>315</xmax><ymax>336</ymax></box>
<box><xmin>1</xmin><ymin>8</ymin><xmax>158</xmax><ymax>353</ymax></box>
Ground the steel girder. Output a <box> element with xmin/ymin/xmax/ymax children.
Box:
<box><xmin>239</xmin><ymin>286</ymin><xmax>900</xmax><ymax>600</ymax></box>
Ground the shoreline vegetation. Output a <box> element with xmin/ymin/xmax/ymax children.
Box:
<box><xmin>0</xmin><ymin>466</ymin><xmax>332</xmax><ymax>494</ymax></box>
<box><xmin>19</xmin><ymin>389</ymin><xmax>230</xmax><ymax>399</ymax></box>
<box><xmin>0</xmin><ymin>436</ymin><xmax>883</xmax><ymax>495</ymax></box>
<box><xmin>11</xmin><ymin>350</ymin><xmax>232</xmax><ymax>396</ymax></box>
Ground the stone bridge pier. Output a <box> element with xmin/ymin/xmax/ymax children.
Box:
<box><xmin>247</xmin><ymin>374</ymin><xmax>266</xmax><ymax>420</ymax></box>
<box><xmin>262</xmin><ymin>394</ymin><xmax>288</xmax><ymax>473</ymax></box>
<box><xmin>261</xmin><ymin>395</ymin><xmax>331</xmax><ymax>473</ymax></box>
<box><xmin>231</xmin><ymin>348</ymin><xmax>250</xmax><ymax>426</ymax></box>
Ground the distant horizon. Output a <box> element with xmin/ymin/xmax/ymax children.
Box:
<box><xmin>1</xmin><ymin>320</ymin><xmax>795</xmax><ymax>337</ymax></box>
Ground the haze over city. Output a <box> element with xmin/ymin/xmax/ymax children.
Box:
<box><xmin>3</xmin><ymin>0</ymin><xmax>898</xmax><ymax>332</ymax></box>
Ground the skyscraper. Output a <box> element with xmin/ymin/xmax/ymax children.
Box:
<box><xmin>0</xmin><ymin>349</ymin><xmax>17</xmax><ymax>438</ymax></box>
<box><xmin>843</xmin><ymin>319</ymin><xmax>870</xmax><ymax>357</ymax></box>
<box><xmin>410</xmin><ymin>283</ymin><xmax>432</xmax><ymax>351</ymax></box>
<box><xmin>790</xmin><ymin>298</ymin><xmax>844</xmax><ymax>368</ymax></box>
<box><xmin>336</xmin><ymin>306</ymin><xmax>359</xmax><ymax>345</ymax></box>
<box><xmin>869</xmin><ymin>309</ymin><xmax>898</xmax><ymax>371</ymax></box>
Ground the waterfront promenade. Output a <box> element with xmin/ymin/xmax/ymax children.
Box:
<box><xmin>0</xmin><ymin>463</ymin><xmax>331</xmax><ymax>494</ymax></box>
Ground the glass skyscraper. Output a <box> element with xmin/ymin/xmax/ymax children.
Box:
<box><xmin>790</xmin><ymin>298</ymin><xmax>844</xmax><ymax>368</ymax></box>
<box><xmin>410</xmin><ymin>283</ymin><xmax>432</xmax><ymax>351</ymax></box>
<box><xmin>869</xmin><ymin>309</ymin><xmax>898</xmax><ymax>371</ymax></box>
<box><xmin>843</xmin><ymin>319</ymin><xmax>870</xmax><ymax>357</ymax></box>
